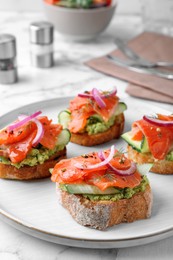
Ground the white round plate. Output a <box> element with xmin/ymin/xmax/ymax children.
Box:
<box><xmin>0</xmin><ymin>97</ymin><xmax>173</xmax><ymax>248</ymax></box>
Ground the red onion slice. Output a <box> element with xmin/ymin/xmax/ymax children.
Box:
<box><xmin>78</xmin><ymin>87</ymin><xmax>117</xmax><ymax>101</ymax></box>
<box><xmin>13</xmin><ymin>112</ymin><xmax>44</xmax><ymax>147</ymax></box>
<box><xmin>108</xmin><ymin>161</ymin><xmax>136</xmax><ymax>176</ymax></box>
<box><xmin>99</xmin><ymin>151</ymin><xmax>136</xmax><ymax>176</ymax></box>
<box><xmin>143</xmin><ymin>115</ymin><xmax>173</xmax><ymax>127</ymax></box>
<box><xmin>98</xmin><ymin>151</ymin><xmax>104</xmax><ymax>160</ymax></box>
<box><xmin>78</xmin><ymin>93</ymin><xmax>93</xmax><ymax>98</ymax></box>
<box><xmin>8</xmin><ymin>111</ymin><xmax>42</xmax><ymax>131</ymax></box>
<box><xmin>92</xmin><ymin>88</ymin><xmax>106</xmax><ymax>108</ymax></box>
<box><xmin>31</xmin><ymin>119</ymin><xmax>44</xmax><ymax>147</ymax></box>
<box><xmin>75</xmin><ymin>145</ymin><xmax>115</xmax><ymax>170</ymax></box>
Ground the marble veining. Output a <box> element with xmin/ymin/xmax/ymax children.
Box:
<box><xmin>0</xmin><ymin>11</ymin><xmax>173</xmax><ymax>260</ymax></box>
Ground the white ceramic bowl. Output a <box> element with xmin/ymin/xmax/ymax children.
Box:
<box><xmin>43</xmin><ymin>1</ymin><xmax>117</xmax><ymax>41</ymax></box>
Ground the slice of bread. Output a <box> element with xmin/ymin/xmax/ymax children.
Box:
<box><xmin>57</xmin><ymin>184</ymin><xmax>152</xmax><ymax>230</ymax></box>
<box><xmin>127</xmin><ymin>145</ymin><xmax>173</xmax><ymax>174</ymax></box>
<box><xmin>70</xmin><ymin>114</ymin><xmax>125</xmax><ymax>146</ymax></box>
<box><xmin>0</xmin><ymin>148</ymin><xmax>66</xmax><ymax>180</ymax></box>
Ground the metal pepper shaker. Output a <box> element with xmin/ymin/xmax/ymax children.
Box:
<box><xmin>29</xmin><ymin>21</ymin><xmax>54</xmax><ymax>68</ymax></box>
<box><xmin>0</xmin><ymin>34</ymin><xmax>18</xmax><ymax>84</ymax></box>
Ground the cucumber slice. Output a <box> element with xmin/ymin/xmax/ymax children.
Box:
<box><xmin>121</xmin><ymin>131</ymin><xmax>150</xmax><ymax>153</ymax></box>
<box><xmin>58</xmin><ymin>110</ymin><xmax>71</xmax><ymax>129</ymax></box>
<box><xmin>56</xmin><ymin>129</ymin><xmax>71</xmax><ymax>146</ymax></box>
<box><xmin>114</xmin><ymin>102</ymin><xmax>127</xmax><ymax>116</ymax></box>
<box><xmin>61</xmin><ymin>184</ymin><xmax>121</xmax><ymax>195</ymax></box>
<box><xmin>137</xmin><ymin>164</ymin><xmax>153</xmax><ymax>175</ymax></box>
<box><xmin>141</xmin><ymin>137</ymin><xmax>150</xmax><ymax>153</ymax></box>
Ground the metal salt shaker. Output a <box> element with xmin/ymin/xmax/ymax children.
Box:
<box><xmin>30</xmin><ymin>21</ymin><xmax>54</xmax><ymax>68</ymax></box>
<box><xmin>0</xmin><ymin>34</ymin><xmax>18</xmax><ymax>84</ymax></box>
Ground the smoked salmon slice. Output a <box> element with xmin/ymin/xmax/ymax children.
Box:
<box><xmin>133</xmin><ymin>118</ymin><xmax>173</xmax><ymax>160</ymax></box>
<box><xmin>51</xmin><ymin>150</ymin><xmax>142</xmax><ymax>190</ymax></box>
<box><xmin>68</xmin><ymin>94</ymin><xmax>119</xmax><ymax>133</ymax></box>
<box><xmin>0</xmin><ymin>116</ymin><xmax>63</xmax><ymax>163</ymax></box>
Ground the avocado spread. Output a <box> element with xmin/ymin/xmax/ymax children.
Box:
<box><xmin>83</xmin><ymin>175</ymin><xmax>149</xmax><ymax>201</ymax></box>
<box><xmin>86</xmin><ymin>114</ymin><xmax>122</xmax><ymax>135</ymax></box>
<box><xmin>166</xmin><ymin>151</ymin><xmax>173</xmax><ymax>161</ymax></box>
<box><xmin>0</xmin><ymin>144</ymin><xmax>65</xmax><ymax>169</ymax></box>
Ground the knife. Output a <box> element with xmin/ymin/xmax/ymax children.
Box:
<box><xmin>107</xmin><ymin>55</ymin><xmax>173</xmax><ymax>80</ymax></box>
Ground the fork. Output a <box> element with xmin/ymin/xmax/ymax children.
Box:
<box><xmin>114</xmin><ymin>38</ymin><xmax>173</xmax><ymax>68</ymax></box>
<box><xmin>107</xmin><ymin>54</ymin><xmax>173</xmax><ymax>80</ymax></box>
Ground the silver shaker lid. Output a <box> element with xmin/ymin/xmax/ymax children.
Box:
<box><xmin>30</xmin><ymin>21</ymin><xmax>54</xmax><ymax>45</ymax></box>
<box><xmin>0</xmin><ymin>34</ymin><xmax>16</xmax><ymax>59</ymax></box>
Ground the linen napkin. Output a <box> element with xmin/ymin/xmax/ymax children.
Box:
<box><xmin>85</xmin><ymin>32</ymin><xmax>173</xmax><ymax>104</ymax></box>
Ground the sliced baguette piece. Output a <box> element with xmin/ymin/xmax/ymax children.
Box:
<box><xmin>0</xmin><ymin>148</ymin><xmax>66</xmax><ymax>180</ymax></box>
<box><xmin>70</xmin><ymin>114</ymin><xmax>125</xmax><ymax>146</ymax></box>
<box><xmin>58</xmin><ymin>184</ymin><xmax>152</xmax><ymax>230</ymax></box>
<box><xmin>127</xmin><ymin>145</ymin><xmax>173</xmax><ymax>175</ymax></box>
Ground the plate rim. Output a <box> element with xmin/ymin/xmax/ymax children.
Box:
<box><xmin>1</xmin><ymin>206</ymin><xmax>173</xmax><ymax>242</ymax></box>
<box><xmin>0</xmin><ymin>96</ymin><xmax>172</xmax><ymax>248</ymax></box>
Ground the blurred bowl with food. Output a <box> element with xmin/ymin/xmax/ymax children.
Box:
<box><xmin>43</xmin><ymin>0</ymin><xmax>117</xmax><ymax>41</ymax></box>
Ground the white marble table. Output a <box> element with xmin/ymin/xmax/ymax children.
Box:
<box><xmin>0</xmin><ymin>11</ymin><xmax>173</xmax><ymax>260</ymax></box>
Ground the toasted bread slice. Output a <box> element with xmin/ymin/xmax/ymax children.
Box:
<box><xmin>70</xmin><ymin>114</ymin><xmax>125</xmax><ymax>146</ymax></box>
<box><xmin>58</xmin><ymin>184</ymin><xmax>152</xmax><ymax>230</ymax></box>
<box><xmin>0</xmin><ymin>148</ymin><xmax>66</xmax><ymax>180</ymax></box>
<box><xmin>127</xmin><ymin>145</ymin><xmax>173</xmax><ymax>174</ymax></box>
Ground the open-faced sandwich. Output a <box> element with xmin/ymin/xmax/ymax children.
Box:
<box><xmin>122</xmin><ymin>114</ymin><xmax>173</xmax><ymax>174</ymax></box>
<box><xmin>0</xmin><ymin>111</ymin><xmax>70</xmax><ymax>180</ymax></box>
<box><xmin>58</xmin><ymin>87</ymin><xmax>127</xmax><ymax>146</ymax></box>
<box><xmin>51</xmin><ymin>145</ymin><xmax>152</xmax><ymax>230</ymax></box>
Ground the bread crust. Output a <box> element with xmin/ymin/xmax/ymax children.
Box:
<box><xmin>0</xmin><ymin>148</ymin><xmax>67</xmax><ymax>180</ymax></box>
<box><xmin>70</xmin><ymin>114</ymin><xmax>125</xmax><ymax>146</ymax></box>
<box><xmin>58</xmin><ymin>184</ymin><xmax>152</xmax><ymax>230</ymax></box>
<box><xmin>127</xmin><ymin>145</ymin><xmax>173</xmax><ymax>174</ymax></box>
